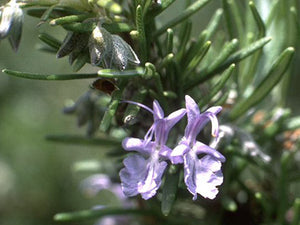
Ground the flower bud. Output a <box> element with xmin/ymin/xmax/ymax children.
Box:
<box><xmin>89</xmin><ymin>24</ymin><xmax>140</xmax><ymax>70</ymax></box>
<box><xmin>0</xmin><ymin>0</ymin><xmax>23</xmax><ymax>51</ymax></box>
<box><xmin>56</xmin><ymin>31</ymin><xmax>89</xmax><ymax>65</ymax></box>
<box><xmin>89</xmin><ymin>25</ymin><xmax>113</xmax><ymax>66</ymax></box>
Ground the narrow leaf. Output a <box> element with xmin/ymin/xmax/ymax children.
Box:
<box><xmin>50</xmin><ymin>14</ymin><xmax>93</xmax><ymax>26</ymax></box>
<box><xmin>229</xmin><ymin>47</ymin><xmax>295</xmax><ymax>120</ymax></box>
<box><xmin>136</xmin><ymin>5</ymin><xmax>147</xmax><ymax>63</ymax></box>
<box><xmin>177</xmin><ymin>21</ymin><xmax>193</xmax><ymax>61</ymax></box>
<box><xmin>100</xmin><ymin>90</ymin><xmax>122</xmax><ymax>132</ymax></box>
<box><xmin>184</xmin><ymin>36</ymin><xmax>272</xmax><ymax>90</ymax></box>
<box><xmin>199</xmin><ymin>64</ymin><xmax>235</xmax><ymax>108</ymax></box>
<box><xmin>205</xmin><ymin>8</ymin><xmax>223</xmax><ymax>41</ymax></box>
<box><xmin>63</xmin><ymin>22</ymin><xmax>96</xmax><ymax>32</ymax></box>
<box><xmin>103</xmin><ymin>22</ymin><xmax>132</xmax><ymax>33</ymax></box>
<box><xmin>184</xmin><ymin>40</ymin><xmax>211</xmax><ymax>76</ymax></box>
<box><xmin>207</xmin><ymin>38</ymin><xmax>239</xmax><ymax>73</ymax></box>
<box><xmin>46</xmin><ymin>135</ymin><xmax>120</xmax><ymax>146</ymax></box>
<box><xmin>72</xmin><ymin>52</ymin><xmax>89</xmax><ymax>72</ymax></box>
<box><xmin>54</xmin><ymin>207</ymin><xmax>156</xmax><ymax>222</ymax></box>
<box><xmin>154</xmin><ymin>0</ymin><xmax>212</xmax><ymax>37</ymax></box>
<box><xmin>185</xmin><ymin>38</ymin><xmax>238</xmax><ymax>87</ymax></box>
<box><xmin>249</xmin><ymin>1</ymin><xmax>266</xmax><ymax>38</ymax></box>
<box><xmin>2</xmin><ymin>69</ymin><xmax>98</xmax><ymax>80</ymax></box>
<box><xmin>166</xmin><ymin>28</ymin><xmax>174</xmax><ymax>53</ymax></box>
<box><xmin>97</xmin><ymin>0</ymin><xmax>122</xmax><ymax>14</ymax></box>
<box><xmin>97</xmin><ymin>68</ymin><xmax>144</xmax><ymax>78</ymax></box>
<box><xmin>38</xmin><ymin>4</ymin><xmax>56</xmax><ymax>24</ymax></box>
<box><xmin>182</xmin><ymin>31</ymin><xmax>207</xmax><ymax>68</ymax></box>
<box><xmin>161</xmin><ymin>165</ymin><xmax>179</xmax><ymax>216</ymax></box>
<box><xmin>63</xmin><ymin>22</ymin><xmax>131</xmax><ymax>33</ymax></box>
<box><xmin>222</xmin><ymin>0</ymin><xmax>243</xmax><ymax>39</ymax></box>
<box><xmin>26</xmin><ymin>7</ymin><xmax>82</xmax><ymax>18</ymax></box>
<box><xmin>38</xmin><ymin>33</ymin><xmax>61</xmax><ymax>50</ymax></box>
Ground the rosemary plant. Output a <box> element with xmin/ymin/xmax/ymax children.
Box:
<box><xmin>0</xmin><ymin>0</ymin><xmax>299</xmax><ymax>224</ymax></box>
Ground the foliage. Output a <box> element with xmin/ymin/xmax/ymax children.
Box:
<box><xmin>0</xmin><ymin>0</ymin><xmax>299</xmax><ymax>224</ymax></box>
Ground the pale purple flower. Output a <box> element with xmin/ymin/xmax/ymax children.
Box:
<box><xmin>171</xmin><ymin>95</ymin><xmax>225</xmax><ymax>200</ymax></box>
<box><xmin>120</xmin><ymin>100</ymin><xmax>186</xmax><ymax>200</ymax></box>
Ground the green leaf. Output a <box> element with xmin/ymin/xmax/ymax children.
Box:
<box><xmin>96</xmin><ymin>0</ymin><xmax>122</xmax><ymax>14</ymax></box>
<box><xmin>144</xmin><ymin>62</ymin><xmax>156</xmax><ymax>79</ymax></box>
<box><xmin>49</xmin><ymin>13</ymin><xmax>93</xmax><ymax>26</ymax></box>
<box><xmin>185</xmin><ymin>39</ymin><xmax>238</xmax><ymax>88</ymax></box>
<box><xmin>265</xmin><ymin>0</ymin><xmax>280</xmax><ymax>28</ymax></box>
<box><xmin>205</xmin><ymin>8</ymin><xmax>223</xmax><ymax>41</ymax></box>
<box><xmin>97</xmin><ymin>68</ymin><xmax>145</xmax><ymax>78</ymax></box>
<box><xmin>100</xmin><ymin>90</ymin><xmax>122</xmax><ymax>132</ymax></box>
<box><xmin>177</xmin><ymin>21</ymin><xmax>193</xmax><ymax>61</ymax></box>
<box><xmin>184</xmin><ymin>40</ymin><xmax>211</xmax><ymax>76</ymax></box>
<box><xmin>184</xmin><ymin>36</ymin><xmax>272</xmax><ymax>90</ymax></box>
<box><xmin>2</xmin><ymin>69</ymin><xmax>98</xmax><ymax>80</ymax></box>
<box><xmin>158</xmin><ymin>53</ymin><xmax>174</xmax><ymax>70</ymax></box>
<box><xmin>63</xmin><ymin>22</ymin><xmax>96</xmax><ymax>32</ymax></box>
<box><xmin>38</xmin><ymin>4</ymin><xmax>56</xmax><ymax>24</ymax></box>
<box><xmin>214</xmin><ymin>90</ymin><xmax>229</xmax><ymax>106</ymax></box>
<box><xmin>63</xmin><ymin>21</ymin><xmax>131</xmax><ymax>33</ymax></box>
<box><xmin>54</xmin><ymin>207</ymin><xmax>156</xmax><ymax>222</ymax></box>
<box><xmin>161</xmin><ymin>165</ymin><xmax>179</xmax><ymax>216</ymax></box>
<box><xmin>249</xmin><ymin>1</ymin><xmax>266</xmax><ymax>38</ymax></box>
<box><xmin>136</xmin><ymin>5</ymin><xmax>147</xmax><ymax>63</ymax></box>
<box><xmin>72</xmin><ymin>52</ymin><xmax>89</xmax><ymax>72</ymax></box>
<box><xmin>46</xmin><ymin>135</ymin><xmax>120</xmax><ymax>146</ymax></box>
<box><xmin>38</xmin><ymin>33</ymin><xmax>61</xmax><ymax>50</ymax></box>
<box><xmin>229</xmin><ymin>47</ymin><xmax>295</xmax><ymax>120</ymax></box>
<box><xmin>154</xmin><ymin>0</ymin><xmax>212</xmax><ymax>37</ymax></box>
<box><xmin>222</xmin><ymin>0</ymin><xmax>243</xmax><ymax>39</ymax></box>
<box><xmin>26</xmin><ymin>7</ymin><xmax>82</xmax><ymax>18</ymax></box>
<box><xmin>199</xmin><ymin>64</ymin><xmax>235</xmax><ymax>108</ymax></box>
<box><xmin>166</xmin><ymin>28</ymin><xmax>174</xmax><ymax>54</ymax></box>
<box><xmin>206</xmin><ymin>39</ymin><xmax>239</xmax><ymax>74</ymax></box>
<box><xmin>182</xmin><ymin>31</ymin><xmax>207</xmax><ymax>69</ymax></box>
<box><xmin>103</xmin><ymin>22</ymin><xmax>132</xmax><ymax>33</ymax></box>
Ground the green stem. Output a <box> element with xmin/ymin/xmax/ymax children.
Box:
<box><xmin>2</xmin><ymin>69</ymin><xmax>98</xmax><ymax>80</ymax></box>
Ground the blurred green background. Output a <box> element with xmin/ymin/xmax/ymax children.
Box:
<box><xmin>0</xmin><ymin>1</ymin><xmax>299</xmax><ymax>224</ymax></box>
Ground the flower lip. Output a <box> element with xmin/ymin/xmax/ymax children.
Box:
<box><xmin>170</xmin><ymin>95</ymin><xmax>225</xmax><ymax>200</ymax></box>
<box><xmin>120</xmin><ymin>99</ymin><xmax>186</xmax><ymax>200</ymax></box>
